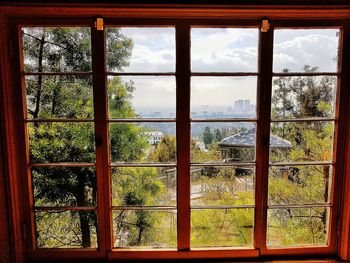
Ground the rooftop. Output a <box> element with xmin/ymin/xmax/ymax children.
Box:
<box><xmin>219</xmin><ymin>129</ymin><xmax>292</xmax><ymax>149</ymax></box>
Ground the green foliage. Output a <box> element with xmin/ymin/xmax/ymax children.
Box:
<box><xmin>267</xmin><ymin>207</ymin><xmax>327</xmax><ymax>246</ymax></box>
<box><xmin>23</xmin><ymin>27</ymin><xmax>92</xmax><ymax>73</ymax></box>
<box><xmin>108</xmin><ymin>76</ymin><xmax>136</xmax><ymax>119</ymax></box>
<box><xmin>191</xmin><ymin>140</ymin><xmax>221</xmax><ymax>163</ymax></box>
<box><xmin>106</xmin><ymin>28</ymin><xmax>134</xmax><ymax>71</ymax></box>
<box><xmin>191</xmin><ymin>208</ymin><xmax>253</xmax><ymax>247</ymax></box>
<box><xmin>24</xmin><ymin>27</ymin><xmax>161</xmax><ymax>248</ymax></box>
<box><xmin>109</xmin><ymin>123</ymin><xmax>148</xmax><ymax>162</ymax></box>
<box><xmin>147</xmin><ymin>135</ymin><xmax>176</xmax><ymax>162</ymax></box>
<box><xmin>114</xmin><ymin>210</ymin><xmax>176</xmax><ymax>247</ymax></box>
<box><xmin>112</xmin><ymin>167</ymin><xmax>164</xmax><ymax>206</ymax></box>
<box><xmin>268</xmin><ymin>65</ymin><xmax>335</xmax><ymax>246</ymax></box>
<box><xmin>202</xmin><ymin>126</ymin><xmax>214</xmax><ymax>147</ymax></box>
<box><xmin>36</xmin><ymin>211</ymin><xmax>97</xmax><ymax>248</ymax></box>
<box><xmin>214</xmin><ymin>128</ymin><xmax>223</xmax><ymax>142</ymax></box>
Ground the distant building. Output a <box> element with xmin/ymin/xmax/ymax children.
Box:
<box><xmin>234</xmin><ymin>99</ymin><xmax>255</xmax><ymax>113</ymax></box>
<box><xmin>234</xmin><ymin>100</ymin><xmax>244</xmax><ymax>111</ymax></box>
<box><xmin>195</xmin><ymin>141</ymin><xmax>206</xmax><ymax>151</ymax></box>
<box><xmin>144</xmin><ymin>131</ymin><xmax>164</xmax><ymax>145</ymax></box>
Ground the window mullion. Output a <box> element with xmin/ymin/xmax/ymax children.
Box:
<box><xmin>91</xmin><ymin>24</ymin><xmax>110</xmax><ymax>252</ymax></box>
<box><xmin>176</xmin><ymin>23</ymin><xmax>191</xmax><ymax>251</ymax></box>
<box><xmin>255</xmin><ymin>27</ymin><xmax>274</xmax><ymax>253</ymax></box>
<box><xmin>334</xmin><ymin>25</ymin><xmax>350</xmax><ymax>256</ymax></box>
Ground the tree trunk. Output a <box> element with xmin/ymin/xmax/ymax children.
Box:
<box><xmin>33</xmin><ymin>30</ymin><xmax>45</xmax><ymax>120</ymax></box>
<box><xmin>79</xmin><ymin>211</ymin><xmax>91</xmax><ymax>248</ymax></box>
<box><xmin>322</xmin><ymin>165</ymin><xmax>330</xmax><ymax>228</ymax></box>
<box><xmin>137</xmin><ymin>227</ymin><xmax>143</xmax><ymax>245</ymax></box>
<box><xmin>76</xmin><ymin>176</ymin><xmax>92</xmax><ymax>248</ymax></box>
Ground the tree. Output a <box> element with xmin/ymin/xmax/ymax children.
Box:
<box><xmin>202</xmin><ymin>126</ymin><xmax>214</xmax><ymax>148</ymax></box>
<box><xmin>25</xmin><ymin>27</ymin><xmax>161</xmax><ymax>248</ymax></box>
<box><xmin>147</xmin><ymin>135</ymin><xmax>176</xmax><ymax>163</ymax></box>
<box><xmin>112</xmin><ymin>167</ymin><xmax>166</xmax><ymax>246</ymax></box>
<box><xmin>269</xmin><ymin>65</ymin><xmax>335</xmax><ymax>245</ymax></box>
<box><xmin>214</xmin><ymin>128</ymin><xmax>223</xmax><ymax>142</ymax></box>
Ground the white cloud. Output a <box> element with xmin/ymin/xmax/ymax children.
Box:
<box><xmin>119</xmin><ymin>28</ymin><xmax>175</xmax><ymax>72</ymax></box>
<box><xmin>111</xmin><ymin>28</ymin><xmax>339</xmax><ymax>108</ymax></box>
<box><xmin>191</xmin><ymin>28</ymin><xmax>258</xmax><ymax>72</ymax></box>
<box><xmin>273</xmin><ymin>30</ymin><xmax>339</xmax><ymax>72</ymax></box>
<box><xmin>120</xmin><ymin>76</ymin><xmax>175</xmax><ymax>107</ymax></box>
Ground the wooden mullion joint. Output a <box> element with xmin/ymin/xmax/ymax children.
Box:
<box><xmin>261</xmin><ymin>19</ymin><xmax>270</xmax><ymax>33</ymax></box>
<box><xmin>95</xmin><ymin>18</ymin><xmax>104</xmax><ymax>31</ymax></box>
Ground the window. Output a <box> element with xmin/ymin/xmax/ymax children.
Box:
<box><xmin>2</xmin><ymin>8</ymin><xmax>350</xmax><ymax>262</ymax></box>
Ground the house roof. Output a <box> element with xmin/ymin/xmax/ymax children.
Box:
<box><xmin>219</xmin><ymin>129</ymin><xmax>292</xmax><ymax>149</ymax></box>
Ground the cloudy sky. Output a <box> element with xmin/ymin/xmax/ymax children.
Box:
<box><xmin>109</xmin><ymin>27</ymin><xmax>339</xmax><ymax>109</ymax></box>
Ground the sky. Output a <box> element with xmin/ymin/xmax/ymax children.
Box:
<box><xmin>108</xmin><ymin>27</ymin><xmax>339</xmax><ymax>108</ymax></box>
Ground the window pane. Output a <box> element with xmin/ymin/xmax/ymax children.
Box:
<box><xmin>267</xmin><ymin>207</ymin><xmax>328</xmax><ymax>247</ymax></box>
<box><xmin>271</xmin><ymin>76</ymin><xmax>336</xmax><ymax>119</ymax></box>
<box><xmin>106</xmin><ymin>27</ymin><xmax>175</xmax><ymax>72</ymax></box>
<box><xmin>22</xmin><ymin>27</ymin><xmax>91</xmax><ymax>72</ymax></box>
<box><xmin>191</xmin><ymin>122</ymin><xmax>256</xmax><ymax>163</ymax></box>
<box><xmin>273</xmin><ymin>29</ymin><xmax>339</xmax><ymax>73</ymax></box>
<box><xmin>112</xmin><ymin>210</ymin><xmax>177</xmax><ymax>248</ymax></box>
<box><xmin>111</xmin><ymin>167</ymin><xmax>176</xmax><ymax>206</ymax></box>
<box><xmin>35</xmin><ymin>210</ymin><xmax>97</xmax><ymax>248</ymax></box>
<box><xmin>108</xmin><ymin>76</ymin><xmax>175</xmax><ymax>119</ymax></box>
<box><xmin>28</xmin><ymin>122</ymin><xmax>95</xmax><ymax>163</ymax></box>
<box><xmin>25</xmin><ymin>76</ymin><xmax>93</xmax><ymax>119</ymax></box>
<box><xmin>32</xmin><ymin>167</ymin><xmax>96</xmax><ymax>207</ymax></box>
<box><xmin>191</xmin><ymin>77</ymin><xmax>257</xmax><ymax>119</ymax></box>
<box><xmin>191</xmin><ymin>28</ymin><xmax>258</xmax><ymax>72</ymax></box>
<box><xmin>190</xmin><ymin>166</ymin><xmax>254</xmax><ymax>206</ymax></box>
<box><xmin>269</xmin><ymin>121</ymin><xmax>334</xmax><ymax>163</ymax></box>
<box><xmin>191</xmin><ymin>208</ymin><xmax>254</xmax><ymax>247</ymax></box>
<box><xmin>268</xmin><ymin>165</ymin><xmax>332</xmax><ymax>205</ymax></box>
<box><xmin>109</xmin><ymin>123</ymin><xmax>176</xmax><ymax>163</ymax></box>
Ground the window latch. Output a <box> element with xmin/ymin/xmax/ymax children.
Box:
<box><xmin>263</xmin><ymin>137</ymin><xmax>270</xmax><ymax>148</ymax></box>
<box><xmin>95</xmin><ymin>18</ymin><xmax>104</xmax><ymax>31</ymax></box>
<box><xmin>261</xmin><ymin>19</ymin><xmax>270</xmax><ymax>33</ymax></box>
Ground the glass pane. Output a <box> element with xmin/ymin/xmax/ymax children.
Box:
<box><xmin>111</xmin><ymin>167</ymin><xmax>176</xmax><ymax>206</ymax></box>
<box><xmin>191</xmin><ymin>77</ymin><xmax>257</xmax><ymax>119</ymax></box>
<box><xmin>25</xmin><ymin>76</ymin><xmax>93</xmax><ymax>119</ymax></box>
<box><xmin>32</xmin><ymin>167</ymin><xmax>96</xmax><ymax>207</ymax></box>
<box><xmin>273</xmin><ymin>29</ymin><xmax>339</xmax><ymax>73</ymax></box>
<box><xmin>106</xmin><ymin>27</ymin><xmax>175</xmax><ymax>72</ymax></box>
<box><xmin>271</xmin><ymin>76</ymin><xmax>336</xmax><ymax>119</ymax></box>
<box><xmin>109</xmin><ymin>123</ymin><xmax>176</xmax><ymax>163</ymax></box>
<box><xmin>190</xmin><ymin>166</ymin><xmax>255</xmax><ymax>206</ymax></box>
<box><xmin>108</xmin><ymin>76</ymin><xmax>175</xmax><ymax>119</ymax></box>
<box><xmin>191</xmin><ymin>208</ymin><xmax>254</xmax><ymax>247</ymax></box>
<box><xmin>191</xmin><ymin>122</ymin><xmax>256</xmax><ymax>163</ymax></box>
<box><xmin>35</xmin><ymin>210</ymin><xmax>98</xmax><ymax>248</ymax></box>
<box><xmin>22</xmin><ymin>27</ymin><xmax>91</xmax><ymax>72</ymax></box>
<box><xmin>28</xmin><ymin>122</ymin><xmax>95</xmax><ymax>163</ymax></box>
<box><xmin>191</xmin><ymin>28</ymin><xmax>258</xmax><ymax>72</ymax></box>
<box><xmin>268</xmin><ymin>165</ymin><xmax>332</xmax><ymax>205</ymax></box>
<box><xmin>269</xmin><ymin>121</ymin><xmax>334</xmax><ymax>163</ymax></box>
<box><xmin>267</xmin><ymin>207</ymin><xmax>328</xmax><ymax>247</ymax></box>
<box><xmin>112</xmin><ymin>210</ymin><xmax>177</xmax><ymax>247</ymax></box>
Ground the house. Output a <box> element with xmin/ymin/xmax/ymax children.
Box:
<box><xmin>219</xmin><ymin>128</ymin><xmax>292</xmax><ymax>162</ymax></box>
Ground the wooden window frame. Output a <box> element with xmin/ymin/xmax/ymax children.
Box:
<box><xmin>1</xmin><ymin>4</ymin><xmax>350</xmax><ymax>262</ymax></box>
